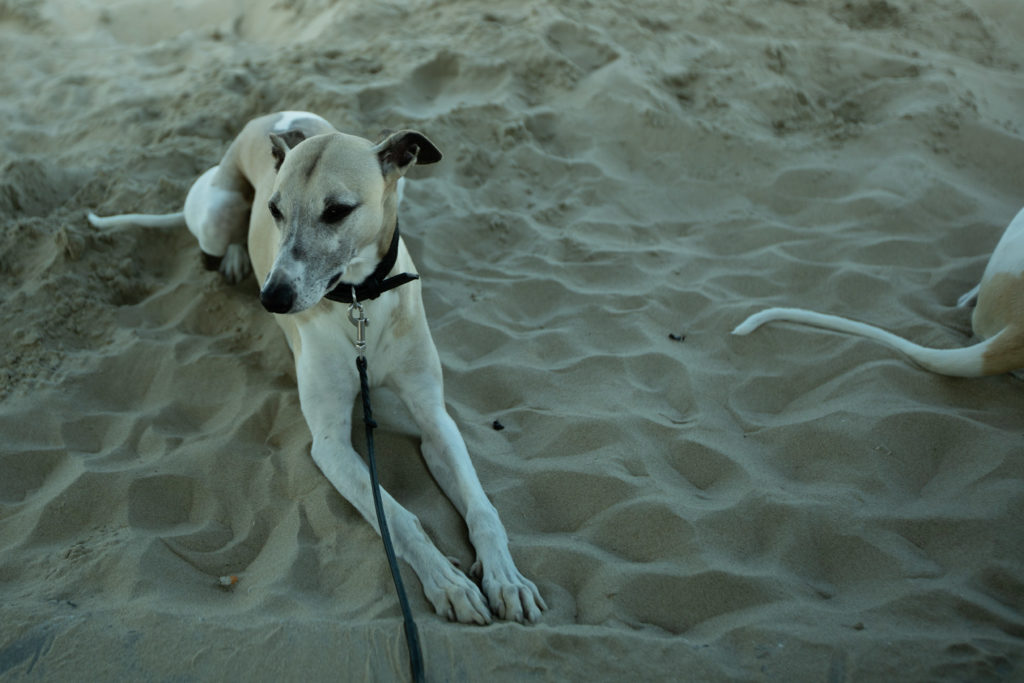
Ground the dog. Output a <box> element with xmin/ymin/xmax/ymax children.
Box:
<box><xmin>89</xmin><ymin>111</ymin><xmax>545</xmax><ymax>624</ymax></box>
<box><xmin>732</xmin><ymin>206</ymin><xmax>1024</xmax><ymax>377</ymax></box>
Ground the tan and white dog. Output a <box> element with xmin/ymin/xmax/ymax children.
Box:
<box><xmin>89</xmin><ymin>111</ymin><xmax>545</xmax><ymax>624</ymax></box>
<box><xmin>733</xmin><ymin>206</ymin><xmax>1024</xmax><ymax>377</ymax></box>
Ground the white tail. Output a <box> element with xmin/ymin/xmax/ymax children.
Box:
<box><xmin>732</xmin><ymin>307</ymin><xmax>994</xmax><ymax>377</ymax></box>
<box><xmin>87</xmin><ymin>211</ymin><xmax>185</xmax><ymax>229</ymax></box>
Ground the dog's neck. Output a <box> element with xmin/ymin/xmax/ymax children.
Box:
<box><xmin>323</xmin><ymin>218</ymin><xmax>418</xmax><ymax>304</ymax></box>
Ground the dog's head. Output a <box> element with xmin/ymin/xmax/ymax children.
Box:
<box><xmin>259</xmin><ymin>130</ymin><xmax>441</xmax><ymax>314</ymax></box>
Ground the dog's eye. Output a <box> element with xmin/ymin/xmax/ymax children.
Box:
<box><xmin>322</xmin><ymin>203</ymin><xmax>354</xmax><ymax>224</ymax></box>
<box><xmin>268</xmin><ymin>201</ymin><xmax>283</xmax><ymax>221</ymax></box>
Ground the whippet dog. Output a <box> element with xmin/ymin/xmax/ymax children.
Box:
<box><xmin>89</xmin><ymin>111</ymin><xmax>545</xmax><ymax>624</ymax></box>
<box><xmin>733</xmin><ymin>206</ymin><xmax>1024</xmax><ymax>377</ymax></box>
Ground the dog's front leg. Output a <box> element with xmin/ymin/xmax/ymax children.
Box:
<box><xmin>293</xmin><ymin>338</ymin><xmax>492</xmax><ymax>624</ymax></box>
<box><xmin>391</xmin><ymin>358</ymin><xmax>546</xmax><ymax>623</ymax></box>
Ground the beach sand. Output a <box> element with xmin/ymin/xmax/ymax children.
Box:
<box><xmin>2</xmin><ymin>0</ymin><xmax>1024</xmax><ymax>679</ymax></box>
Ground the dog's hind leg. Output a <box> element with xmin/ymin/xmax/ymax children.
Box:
<box><xmin>184</xmin><ymin>166</ymin><xmax>253</xmax><ymax>284</ymax></box>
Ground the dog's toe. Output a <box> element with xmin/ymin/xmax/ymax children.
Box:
<box><xmin>423</xmin><ymin>565</ymin><xmax>492</xmax><ymax>625</ymax></box>
<box><xmin>479</xmin><ymin>562</ymin><xmax>546</xmax><ymax>623</ymax></box>
<box><xmin>445</xmin><ymin>584</ymin><xmax>491</xmax><ymax>625</ymax></box>
<box><xmin>500</xmin><ymin>584</ymin><xmax>546</xmax><ymax>624</ymax></box>
<box><xmin>520</xmin><ymin>585</ymin><xmax>547</xmax><ymax>623</ymax></box>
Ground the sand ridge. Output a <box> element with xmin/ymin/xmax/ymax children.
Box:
<box><xmin>2</xmin><ymin>0</ymin><xmax>1024</xmax><ymax>680</ymax></box>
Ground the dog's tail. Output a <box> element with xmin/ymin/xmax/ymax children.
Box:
<box><xmin>731</xmin><ymin>306</ymin><xmax>1008</xmax><ymax>377</ymax></box>
<box><xmin>87</xmin><ymin>211</ymin><xmax>185</xmax><ymax>229</ymax></box>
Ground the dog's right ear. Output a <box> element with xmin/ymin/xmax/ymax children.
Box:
<box><xmin>269</xmin><ymin>133</ymin><xmax>290</xmax><ymax>172</ymax></box>
<box><xmin>375</xmin><ymin>130</ymin><xmax>442</xmax><ymax>180</ymax></box>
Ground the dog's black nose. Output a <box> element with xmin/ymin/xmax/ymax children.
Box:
<box><xmin>260</xmin><ymin>282</ymin><xmax>296</xmax><ymax>314</ymax></box>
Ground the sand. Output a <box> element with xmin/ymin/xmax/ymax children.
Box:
<box><xmin>2</xmin><ymin>0</ymin><xmax>1024</xmax><ymax>680</ymax></box>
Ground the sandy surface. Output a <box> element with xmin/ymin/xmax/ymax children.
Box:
<box><xmin>2</xmin><ymin>0</ymin><xmax>1024</xmax><ymax>680</ymax></box>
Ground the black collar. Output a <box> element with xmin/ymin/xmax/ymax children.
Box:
<box><xmin>323</xmin><ymin>221</ymin><xmax>419</xmax><ymax>304</ymax></box>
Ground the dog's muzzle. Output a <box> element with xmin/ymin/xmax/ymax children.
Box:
<box><xmin>260</xmin><ymin>281</ymin><xmax>297</xmax><ymax>314</ymax></box>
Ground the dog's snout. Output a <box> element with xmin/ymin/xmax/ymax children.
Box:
<box><xmin>260</xmin><ymin>281</ymin><xmax>297</xmax><ymax>314</ymax></box>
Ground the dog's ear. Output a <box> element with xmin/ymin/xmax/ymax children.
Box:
<box><xmin>375</xmin><ymin>130</ymin><xmax>442</xmax><ymax>179</ymax></box>
<box><xmin>269</xmin><ymin>133</ymin><xmax>290</xmax><ymax>172</ymax></box>
<box><xmin>269</xmin><ymin>131</ymin><xmax>309</xmax><ymax>171</ymax></box>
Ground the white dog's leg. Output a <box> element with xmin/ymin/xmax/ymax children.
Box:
<box><xmin>390</xmin><ymin>349</ymin><xmax>546</xmax><ymax>623</ymax></box>
<box><xmin>293</xmin><ymin>336</ymin><xmax>493</xmax><ymax>624</ymax></box>
<box><xmin>184</xmin><ymin>166</ymin><xmax>252</xmax><ymax>284</ymax></box>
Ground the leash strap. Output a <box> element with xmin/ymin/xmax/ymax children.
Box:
<box><xmin>351</xmin><ymin>297</ymin><xmax>425</xmax><ymax>683</ymax></box>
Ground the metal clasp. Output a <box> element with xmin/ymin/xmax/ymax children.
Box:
<box><xmin>347</xmin><ymin>288</ymin><xmax>368</xmax><ymax>356</ymax></box>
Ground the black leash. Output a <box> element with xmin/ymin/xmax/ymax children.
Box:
<box><xmin>349</xmin><ymin>296</ymin><xmax>425</xmax><ymax>683</ymax></box>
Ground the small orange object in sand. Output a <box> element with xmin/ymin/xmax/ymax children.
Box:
<box><xmin>217</xmin><ymin>575</ymin><xmax>239</xmax><ymax>590</ymax></box>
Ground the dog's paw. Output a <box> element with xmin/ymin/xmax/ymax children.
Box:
<box><xmin>473</xmin><ymin>558</ymin><xmax>547</xmax><ymax>624</ymax></box>
<box><xmin>220</xmin><ymin>243</ymin><xmax>252</xmax><ymax>284</ymax></box>
<box><xmin>421</xmin><ymin>562</ymin><xmax>492</xmax><ymax>625</ymax></box>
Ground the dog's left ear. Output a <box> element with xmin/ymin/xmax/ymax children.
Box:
<box><xmin>375</xmin><ymin>130</ymin><xmax>442</xmax><ymax>179</ymax></box>
<box><xmin>269</xmin><ymin>130</ymin><xmax>309</xmax><ymax>171</ymax></box>
<box><xmin>269</xmin><ymin>133</ymin><xmax>290</xmax><ymax>172</ymax></box>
